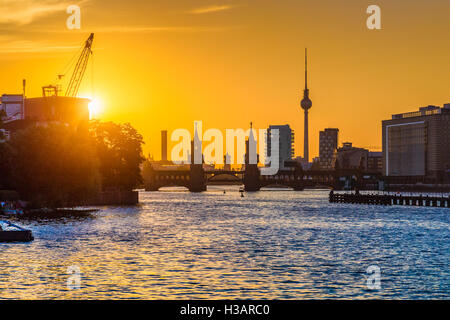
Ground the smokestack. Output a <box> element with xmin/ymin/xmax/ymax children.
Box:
<box><xmin>161</xmin><ymin>130</ymin><xmax>168</xmax><ymax>162</ymax></box>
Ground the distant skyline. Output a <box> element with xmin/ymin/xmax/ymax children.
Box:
<box><xmin>1</xmin><ymin>0</ymin><xmax>449</xmax><ymax>159</ymax></box>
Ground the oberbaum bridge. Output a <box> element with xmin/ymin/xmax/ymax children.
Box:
<box><xmin>145</xmin><ymin>49</ymin><xmax>382</xmax><ymax>193</ymax></box>
<box><xmin>144</xmin><ymin>148</ymin><xmax>450</xmax><ymax>208</ymax></box>
<box><xmin>145</xmin><ymin>48</ymin><xmax>449</xmax><ymax>207</ymax></box>
<box><xmin>144</xmin><ymin>140</ymin><xmax>381</xmax><ymax>193</ymax></box>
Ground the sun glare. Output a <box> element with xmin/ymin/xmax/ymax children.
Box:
<box><xmin>88</xmin><ymin>98</ymin><xmax>103</xmax><ymax>119</ymax></box>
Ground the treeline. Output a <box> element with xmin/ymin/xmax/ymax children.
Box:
<box><xmin>0</xmin><ymin>119</ymin><xmax>144</xmax><ymax>208</ymax></box>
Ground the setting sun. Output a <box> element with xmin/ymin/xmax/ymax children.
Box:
<box><xmin>88</xmin><ymin>97</ymin><xmax>103</xmax><ymax>119</ymax></box>
<box><xmin>0</xmin><ymin>0</ymin><xmax>449</xmax><ymax>303</ymax></box>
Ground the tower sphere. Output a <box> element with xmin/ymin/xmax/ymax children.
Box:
<box><xmin>301</xmin><ymin>96</ymin><xmax>312</xmax><ymax>110</ymax></box>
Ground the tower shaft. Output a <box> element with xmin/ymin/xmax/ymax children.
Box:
<box><xmin>304</xmin><ymin>109</ymin><xmax>309</xmax><ymax>162</ymax></box>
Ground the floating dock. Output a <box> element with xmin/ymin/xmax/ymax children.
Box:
<box><xmin>329</xmin><ymin>192</ymin><xmax>450</xmax><ymax>208</ymax></box>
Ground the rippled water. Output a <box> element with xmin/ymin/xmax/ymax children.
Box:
<box><xmin>0</xmin><ymin>187</ymin><xmax>449</xmax><ymax>299</ymax></box>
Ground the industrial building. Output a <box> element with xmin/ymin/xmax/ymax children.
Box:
<box><xmin>1</xmin><ymin>95</ymin><xmax>89</xmax><ymax>133</ymax></box>
<box><xmin>1</xmin><ymin>34</ymin><xmax>94</xmax><ymax>136</ymax></box>
<box><xmin>0</xmin><ymin>94</ymin><xmax>24</xmax><ymax>124</ymax></box>
<box><xmin>335</xmin><ymin>142</ymin><xmax>369</xmax><ymax>170</ymax></box>
<box><xmin>382</xmin><ymin>104</ymin><xmax>450</xmax><ymax>181</ymax></box>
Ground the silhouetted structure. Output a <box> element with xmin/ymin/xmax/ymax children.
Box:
<box><xmin>329</xmin><ymin>191</ymin><xmax>449</xmax><ymax>208</ymax></box>
<box><xmin>1</xmin><ymin>95</ymin><xmax>89</xmax><ymax>133</ymax></box>
<box><xmin>368</xmin><ymin>151</ymin><xmax>383</xmax><ymax>173</ymax></box>
<box><xmin>382</xmin><ymin>104</ymin><xmax>450</xmax><ymax>183</ymax></box>
<box><xmin>300</xmin><ymin>48</ymin><xmax>312</xmax><ymax>162</ymax></box>
<box><xmin>0</xmin><ymin>94</ymin><xmax>23</xmax><ymax>123</ymax></box>
<box><xmin>266</xmin><ymin>124</ymin><xmax>295</xmax><ymax>170</ymax></box>
<box><xmin>244</xmin><ymin>126</ymin><xmax>260</xmax><ymax>191</ymax></box>
<box><xmin>161</xmin><ymin>130</ymin><xmax>168</xmax><ymax>162</ymax></box>
<box><xmin>319</xmin><ymin>128</ymin><xmax>339</xmax><ymax>169</ymax></box>
<box><xmin>335</xmin><ymin>142</ymin><xmax>369</xmax><ymax>170</ymax></box>
<box><xmin>189</xmin><ymin>125</ymin><xmax>207</xmax><ymax>192</ymax></box>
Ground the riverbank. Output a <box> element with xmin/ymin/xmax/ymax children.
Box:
<box><xmin>1</xmin><ymin>190</ymin><xmax>139</xmax><ymax>216</ymax></box>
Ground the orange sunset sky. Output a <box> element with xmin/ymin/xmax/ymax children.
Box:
<box><xmin>0</xmin><ymin>0</ymin><xmax>449</xmax><ymax>160</ymax></box>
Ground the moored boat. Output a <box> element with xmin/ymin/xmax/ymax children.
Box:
<box><xmin>0</xmin><ymin>220</ymin><xmax>34</xmax><ymax>242</ymax></box>
<box><xmin>0</xmin><ymin>201</ymin><xmax>25</xmax><ymax>216</ymax></box>
<box><xmin>1</xmin><ymin>208</ymin><xmax>24</xmax><ymax>216</ymax></box>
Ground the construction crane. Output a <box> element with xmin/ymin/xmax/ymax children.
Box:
<box><xmin>42</xmin><ymin>33</ymin><xmax>94</xmax><ymax>98</ymax></box>
<box><xmin>65</xmin><ymin>33</ymin><xmax>94</xmax><ymax>97</ymax></box>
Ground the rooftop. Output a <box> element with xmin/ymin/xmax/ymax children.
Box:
<box><xmin>392</xmin><ymin>104</ymin><xmax>450</xmax><ymax>120</ymax></box>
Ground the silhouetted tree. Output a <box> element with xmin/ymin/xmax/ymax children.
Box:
<box><xmin>89</xmin><ymin>120</ymin><xmax>144</xmax><ymax>191</ymax></box>
<box><xmin>0</xmin><ymin>110</ymin><xmax>12</xmax><ymax>189</ymax></box>
<box><xmin>8</xmin><ymin>124</ymin><xmax>100</xmax><ymax>208</ymax></box>
<box><xmin>141</xmin><ymin>156</ymin><xmax>153</xmax><ymax>186</ymax></box>
<box><xmin>0</xmin><ymin>142</ymin><xmax>12</xmax><ymax>189</ymax></box>
<box><xmin>0</xmin><ymin>109</ymin><xmax>5</xmax><ymax>140</ymax></box>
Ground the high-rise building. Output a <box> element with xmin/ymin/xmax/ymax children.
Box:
<box><xmin>319</xmin><ymin>128</ymin><xmax>339</xmax><ymax>169</ymax></box>
<box><xmin>300</xmin><ymin>48</ymin><xmax>312</xmax><ymax>162</ymax></box>
<box><xmin>266</xmin><ymin>124</ymin><xmax>295</xmax><ymax>170</ymax></box>
<box><xmin>161</xmin><ymin>130</ymin><xmax>168</xmax><ymax>162</ymax></box>
<box><xmin>382</xmin><ymin>104</ymin><xmax>450</xmax><ymax>181</ymax></box>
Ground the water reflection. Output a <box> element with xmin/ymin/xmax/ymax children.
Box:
<box><xmin>1</xmin><ymin>187</ymin><xmax>448</xmax><ymax>299</ymax></box>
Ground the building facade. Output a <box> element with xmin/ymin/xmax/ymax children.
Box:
<box><xmin>368</xmin><ymin>151</ymin><xmax>383</xmax><ymax>173</ymax></box>
<box><xmin>319</xmin><ymin>128</ymin><xmax>339</xmax><ymax>169</ymax></box>
<box><xmin>382</xmin><ymin>104</ymin><xmax>450</xmax><ymax>181</ymax></box>
<box><xmin>335</xmin><ymin>142</ymin><xmax>369</xmax><ymax>170</ymax></box>
<box><xmin>266</xmin><ymin>125</ymin><xmax>295</xmax><ymax>170</ymax></box>
<box><xmin>1</xmin><ymin>94</ymin><xmax>24</xmax><ymax>123</ymax></box>
<box><xmin>2</xmin><ymin>95</ymin><xmax>90</xmax><ymax>134</ymax></box>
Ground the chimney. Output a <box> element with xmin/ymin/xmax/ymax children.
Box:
<box><xmin>161</xmin><ymin>130</ymin><xmax>168</xmax><ymax>161</ymax></box>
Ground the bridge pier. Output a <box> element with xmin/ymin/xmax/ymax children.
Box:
<box><xmin>243</xmin><ymin>164</ymin><xmax>261</xmax><ymax>191</ymax></box>
<box><xmin>189</xmin><ymin>164</ymin><xmax>206</xmax><ymax>192</ymax></box>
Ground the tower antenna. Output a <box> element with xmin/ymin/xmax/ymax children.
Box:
<box><xmin>305</xmin><ymin>48</ymin><xmax>308</xmax><ymax>90</ymax></box>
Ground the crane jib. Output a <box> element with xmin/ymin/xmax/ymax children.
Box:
<box><xmin>65</xmin><ymin>33</ymin><xmax>94</xmax><ymax>98</ymax></box>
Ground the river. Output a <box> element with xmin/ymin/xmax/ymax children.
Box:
<box><xmin>0</xmin><ymin>187</ymin><xmax>448</xmax><ymax>299</ymax></box>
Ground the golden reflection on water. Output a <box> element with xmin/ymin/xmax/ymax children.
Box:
<box><xmin>1</xmin><ymin>188</ymin><xmax>449</xmax><ymax>299</ymax></box>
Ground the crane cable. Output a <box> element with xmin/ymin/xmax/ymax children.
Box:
<box><xmin>91</xmin><ymin>47</ymin><xmax>95</xmax><ymax>98</ymax></box>
<box><xmin>54</xmin><ymin>43</ymin><xmax>85</xmax><ymax>93</ymax></box>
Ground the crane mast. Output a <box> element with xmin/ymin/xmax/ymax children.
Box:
<box><xmin>65</xmin><ymin>33</ymin><xmax>94</xmax><ymax>98</ymax></box>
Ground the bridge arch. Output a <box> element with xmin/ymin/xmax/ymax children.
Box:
<box><xmin>206</xmin><ymin>173</ymin><xmax>243</xmax><ymax>183</ymax></box>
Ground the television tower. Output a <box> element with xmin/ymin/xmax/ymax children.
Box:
<box><xmin>300</xmin><ymin>48</ymin><xmax>312</xmax><ymax>162</ymax></box>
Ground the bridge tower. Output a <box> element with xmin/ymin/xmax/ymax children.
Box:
<box><xmin>292</xmin><ymin>161</ymin><xmax>305</xmax><ymax>191</ymax></box>
<box><xmin>243</xmin><ymin>123</ymin><xmax>261</xmax><ymax>191</ymax></box>
<box><xmin>189</xmin><ymin>135</ymin><xmax>206</xmax><ymax>192</ymax></box>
